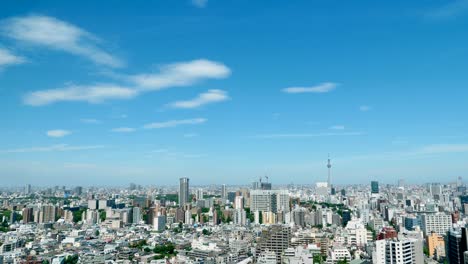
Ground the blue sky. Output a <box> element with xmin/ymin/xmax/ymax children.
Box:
<box><xmin>1</xmin><ymin>0</ymin><xmax>468</xmax><ymax>186</ymax></box>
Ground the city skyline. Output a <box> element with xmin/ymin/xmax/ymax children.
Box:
<box><xmin>1</xmin><ymin>1</ymin><xmax>468</xmax><ymax>185</ymax></box>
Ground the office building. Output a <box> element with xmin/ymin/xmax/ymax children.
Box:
<box><xmin>420</xmin><ymin>213</ymin><xmax>452</xmax><ymax>236</ymax></box>
<box><xmin>250</xmin><ymin>190</ymin><xmax>290</xmax><ymax>213</ymax></box>
<box><xmin>447</xmin><ymin>228</ymin><xmax>468</xmax><ymax>264</ymax></box>
<box><xmin>154</xmin><ymin>215</ymin><xmax>166</xmax><ymax>231</ymax></box>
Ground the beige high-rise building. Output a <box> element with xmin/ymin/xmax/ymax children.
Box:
<box><xmin>427</xmin><ymin>231</ymin><xmax>446</xmax><ymax>258</ymax></box>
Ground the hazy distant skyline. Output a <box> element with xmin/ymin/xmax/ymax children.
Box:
<box><xmin>1</xmin><ymin>1</ymin><xmax>468</xmax><ymax>185</ymax></box>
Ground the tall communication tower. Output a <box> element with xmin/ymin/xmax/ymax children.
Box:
<box><xmin>327</xmin><ymin>154</ymin><xmax>332</xmax><ymax>188</ymax></box>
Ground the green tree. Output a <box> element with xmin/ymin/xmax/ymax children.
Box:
<box><xmin>99</xmin><ymin>210</ymin><xmax>106</xmax><ymax>222</ymax></box>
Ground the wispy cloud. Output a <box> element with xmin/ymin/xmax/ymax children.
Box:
<box><xmin>192</xmin><ymin>0</ymin><xmax>208</xmax><ymax>8</ymax></box>
<box><xmin>255</xmin><ymin>132</ymin><xmax>363</xmax><ymax>139</ymax></box>
<box><xmin>24</xmin><ymin>59</ymin><xmax>231</xmax><ymax>106</ymax></box>
<box><xmin>359</xmin><ymin>105</ymin><xmax>371</xmax><ymax>112</ymax></box>
<box><xmin>425</xmin><ymin>0</ymin><xmax>468</xmax><ymax>19</ymax></box>
<box><xmin>131</xmin><ymin>59</ymin><xmax>230</xmax><ymax>91</ymax></box>
<box><xmin>282</xmin><ymin>82</ymin><xmax>337</xmax><ymax>94</ymax></box>
<box><xmin>0</xmin><ymin>48</ymin><xmax>25</xmax><ymax>67</ymax></box>
<box><xmin>46</xmin><ymin>129</ymin><xmax>71</xmax><ymax>138</ymax></box>
<box><xmin>0</xmin><ymin>144</ymin><xmax>104</xmax><ymax>153</ymax></box>
<box><xmin>143</xmin><ymin>118</ymin><xmax>206</xmax><ymax>129</ymax></box>
<box><xmin>184</xmin><ymin>133</ymin><xmax>198</xmax><ymax>138</ymax></box>
<box><xmin>1</xmin><ymin>15</ymin><xmax>123</xmax><ymax>68</ymax></box>
<box><xmin>111</xmin><ymin>127</ymin><xmax>135</xmax><ymax>133</ymax></box>
<box><xmin>169</xmin><ymin>89</ymin><xmax>229</xmax><ymax>109</ymax></box>
<box><xmin>415</xmin><ymin>144</ymin><xmax>468</xmax><ymax>155</ymax></box>
<box><xmin>80</xmin><ymin>118</ymin><xmax>101</xmax><ymax>124</ymax></box>
<box><xmin>329</xmin><ymin>125</ymin><xmax>345</xmax><ymax>130</ymax></box>
<box><xmin>152</xmin><ymin>149</ymin><xmax>169</xmax><ymax>153</ymax></box>
<box><xmin>343</xmin><ymin>143</ymin><xmax>468</xmax><ymax>162</ymax></box>
<box><xmin>23</xmin><ymin>84</ymin><xmax>137</xmax><ymax>106</ymax></box>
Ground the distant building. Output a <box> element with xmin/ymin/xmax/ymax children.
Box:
<box><xmin>446</xmin><ymin>228</ymin><xmax>468</xmax><ymax>264</ymax></box>
<box><xmin>227</xmin><ymin>192</ymin><xmax>236</xmax><ymax>203</ymax></box>
<box><xmin>196</xmin><ymin>189</ymin><xmax>204</xmax><ymax>200</ymax></box>
<box><xmin>404</xmin><ymin>215</ymin><xmax>420</xmax><ymax>231</ymax></box>
<box><xmin>420</xmin><ymin>213</ymin><xmax>452</xmax><ymax>236</ymax></box>
<box><xmin>179</xmin><ymin>177</ymin><xmax>190</xmax><ymax>207</ymax></box>
<box><xmin>371</xmin><ymin>181</ymin><xmax>379</xmax><ymax>194</ymax></box>
<box><xmin>256</xmin><ymin>225</ymin><xmax>291</xmax><ymax>263</ymax></box>
<box><xmin>250</xmin><ymin>190</ymin><xmax>290</xmax><ymax>213</ymax></box>
<box><xmin>25</xmin><ymin>184</ymin><xmax>31</xmax><ymax>195</ymax></box>
<box><xmin>373</xmin><ymin>238</ymin><xmax>423</xmax><ymax>264</ymax></box>
<box><xmin>221</xmin><ymin>184</ymin><xmax>227</xmax><ymax>201</ymax></box>
<box><xmin>427</xmin><ymin>231</ymin><xmax>445</xmax><ymax>259</ymax></box>
<box><xmin>154</xmin><ymin>215</ymin><xmax>166</xmax><ymax>231</ymax></box>
<box><xmin>22</xmin><ymin>208</ymin><xmax>34</xmax><ymax>224</ymax></box>
<box><xmin>235</xmin><ymin>196</ymin><xmax>244</xmax><ymax>209</ymax></box>
<box><xmin>132</xmin><ymin>207</ymin><xmax>141</xmax><ymax>224</ymax></box>
<box><xmin>342</xmin><ymin>210</ymin><xmax>351</xmax><ymax>227</ymax></box>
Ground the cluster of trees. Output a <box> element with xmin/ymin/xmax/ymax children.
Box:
<box><xmin>72</xmin><ymin>208</ymin><xmax>86</xmax><ymax>223</ymax></box>
<box><xmin>129</xmin><ymin>239</ymin><xmax>148</xmax><ymax>249</ymax></box>
<box><xmin>152</xmin><ymin>243</ymin><xmax>176</xmax><ymax>259</ymax></box>
<box><xmin>63</xmin><ymin>255</ymin><xmax>78</xmax><ymax>264</ymax></box>
<box><xmin>0</xmin><ymin>210</ymin><xmax>10</xmax><ymax>232</ymax></box>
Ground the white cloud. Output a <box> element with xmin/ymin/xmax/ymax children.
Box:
<box><xmin>329</xmin><ymin>125</ymin><xmax>345</xmax><ymax>130</ymax></box>
<box><xmin>23</xmin><ymin>84</ymin><xmax>137</xmax><ymax>106</ymax></box>
<box><xmin>416</xmin><ymin>144</ymin><xmax>468</xmax><ymax>155</ymax></box>
<box><xmin>143</xmin><ymin>118</ymin><xmax>206</xmax><ymax>129</ymax></box>
<box><xmin>359</xmin><ymin>105</ymin><xmax>371</xmax><ymax>112</ymax></box>
<box><xmin>282</xmin><ymin>82</ymin><xmax>337</xmax><ymax>94</ymax></box>
<box><xmin>46</xmin><ymin>129</ymin><xmax>71</xmax><ymax>138</ymax></box>
<box><xmin>152</xmin><ymin>149</ymin><xmax>169</xmax><ymax>153</ymax></box>
<box><xmin>1</xmin><ymin>15</ymin><xmax>123</xmax><ymax>68</ymax></box>
<box><xmin>80</xmin><ymin>118</ymin><xmax>101</xmax><ymax>124</ymax></box>
<box><xmin>0</xmin><ymin>48</ymin><xmax>25</xmax><ymax>67</ymax></box>
<box><xmin>0</xmin><ymin>144</ymin><xmax>103</xmax><ymax>153</ymax></box>
<box><xmin>184</xmin><ymin>133</ymin><xmax>198</xmax><ymax>138</ymax></box>
<box><xmin>192</xmin><ymin>0</ymin><xmax>208</xmax><ymax>8</ymax></box>
<box><xmin>255</xmin><ymin>132</ymin><xmax>363</xmax><ymax>139</ymax></box>
<box><xmin>131</xmin><ymin>59</ymin><xmax>230</xmax><ymax>91</ymax></box>
<box><xmin>425</xmin><ymin>0</ymin><xmax>468</xmax><ymax>19</ymax></box>
<box><xmin>169</xmin><ymin>89</ymin><xmax>229</xmax><ymax>109</ymax></box>
<box><xmin>111</xmin><ymin>127</ymin><xmax>135</xmax><ymax>133</ymax></box>
<box><xmin>24</xmin><ymin>59</ymin><xmax>231</xmax><ymax>106</ymax></box>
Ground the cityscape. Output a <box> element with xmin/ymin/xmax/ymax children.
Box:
<box><xmin>1</xmin><ymin>1</ymin><xmax>468</xmax><ymax>264</ymax></box>
<box><xmin>1</xmin><ymin>166</ymin><xmax>468</xmax><ymax>264</ymax></box>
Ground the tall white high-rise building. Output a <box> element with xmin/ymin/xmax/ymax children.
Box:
<box><xmin>179</xmin><ymin>177</ymin><xmax>190</xmax><ymax>207</ymax></box>
<box><xmin>132</xmin><ymin>207</ymin><xmax>141</xmax><ymax>224</ymax></box>
<box><xmin>185</xmin><ymin>210</ymin><xmax>192</xmax><ymax>225</ymax></box>
<box><xmin>25</xmin><ymin>184</ymin><xmax>31</xmax><ymax>195</ymax></box>
<box><xmin>196</xmin><ymin>189</ymin><xmax>204</xmax><ymax>200</ymax></box>
<box><xmin>235</xmin><ymin>196</ymin><xmax>244</xmax><ymax>209</ymax></box>
<box><xmin>233</xmin><ymin>209</ymin><xmax>247</xmax><ymax>225</ymax></box>
<box><xmin>222</xmin><ymin>184</ymin><xmax>227</xmax><ymax>201</ymax></box>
